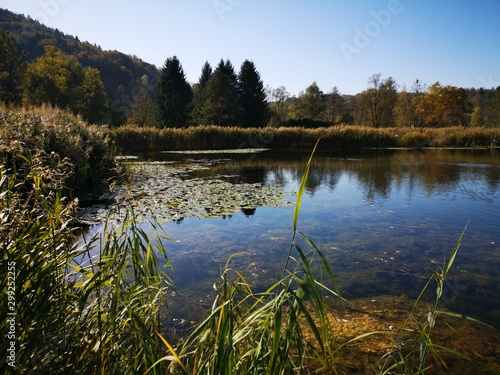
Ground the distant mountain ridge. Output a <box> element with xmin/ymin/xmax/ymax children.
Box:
<box><xmin>0</xmin><ymin>8</ymin><xmax>159</xmax><ymax>124</ymax></box>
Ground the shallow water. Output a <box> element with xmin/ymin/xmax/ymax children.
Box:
<box><xmin>86</xmin><ymin>148</ymin><xmax>500</xmax><ymax>329</ymax></box>
<box><xmin>148</xmin><ymin>148</ymin><xmax>500</xmax><ymax>327</ymax></box>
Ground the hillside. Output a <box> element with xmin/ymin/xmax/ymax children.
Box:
<box><xmin>0</xmin><ymin>8</ymin><xmax>159</xmax><ymax>124</ymax></box>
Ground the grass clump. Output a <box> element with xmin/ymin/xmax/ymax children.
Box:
<box><xmin>0</xmin><ymin>152</ymin><xmax>173</xmax><ymax>374</ymax></box>
<box><xmin>0</xmin><ymin>104</ymin><xmax>117</xmax><ymax>195</ymax></box>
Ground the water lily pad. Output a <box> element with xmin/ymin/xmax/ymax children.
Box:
<box><xmin>78</xmin><ymin>158</ymin><xmax>294</xmax><ymax>224</ymax></box>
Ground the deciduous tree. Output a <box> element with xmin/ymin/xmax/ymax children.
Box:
<box><xmin>421</xmin><ymin>82</ymin><xmax>471</xmax><ymax>126</ymax></box>
<box><xmin>359</xmin><ymin>73</ymin><xmax>397</xmax><ymax>127</ymax></box>
<box><xmin>129</xmin><ymin>88</ymin><xmax>157</xmax><ymax>127</ymax></box>
<box><xmin>24</xmin><ymin>45</ymin><xmax>84</xmax><ymax>108</ymax></box>
<box><xmin>267</xmin><ymin>85</ymin><xmax>290</xmax><ymax>127</ymax></box>
<box><xmin>77</xmin><ymin>67</ymin><xmax>109</xmax><ymax>124</ymax></box>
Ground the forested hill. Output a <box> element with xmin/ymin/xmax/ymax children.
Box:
<box><xmin>0</xmin><ymin>8</ymin><xmax>159</xmax><ymax>124</ymax></box>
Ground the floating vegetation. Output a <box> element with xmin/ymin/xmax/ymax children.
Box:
<box><xmin>162</xmin><ymin>148</ymin><xmax>270</xmax><ymax>154</ymax></box>
<box><xmin>77</xmin><ymin>158</ymin><xmax>294</xmax><ymax>224</ymax></box>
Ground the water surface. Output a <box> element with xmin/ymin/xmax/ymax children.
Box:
<box><xmin>105</xmin><ymin>148</ymin><xmax>500</xmax><ymax>327</ymax></box>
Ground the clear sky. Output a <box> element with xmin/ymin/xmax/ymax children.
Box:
<box><xmin>2</xmin><ymin>0</ymin><xmax>499</xmax><ymax>96</ymax></box>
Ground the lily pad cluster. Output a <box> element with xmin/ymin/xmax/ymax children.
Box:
<box><xmin>78</xmin><ymin>159</ymin><xmax>293</xmax><ymax>224</ymax></box>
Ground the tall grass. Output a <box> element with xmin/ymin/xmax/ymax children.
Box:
<box><xmin>111</xmin><ymin>124</ymin><xmax>500</xmax><ymax>152</ymax></box>
<box><xmin>0</xmin><ymin>152</ymin><xmax>173</xmax><ymax>374</ymax></box>
<box><xmin>0</xmin><ymin>104</ymin><xmax>117</xmax><ymax>194</ymax></box>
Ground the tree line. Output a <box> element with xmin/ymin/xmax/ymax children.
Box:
<box><xmin>0</xmin><ymin>8</ymin><xmax>159</xmax><ymax>125</ymax></box>
<box><xmin>129</xmin><ymin>56</ymin><xmax>269</xmax><ymax>128</ymax></box>
<box><xmin>269</xmin><ymin>74</ymin><xmax>500</xmax><ymax>128</ymax></box>
<box><xmin>0</xmin><ymin>30</ymin><xmax>109</xmax><ymax>123</ymax></box>
<box><xmin>2</xmin><ymin>28</ymin><xmax>499</xmax><ymax>128</ymax></box>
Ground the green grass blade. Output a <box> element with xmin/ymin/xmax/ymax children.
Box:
<box><xmin>293</xmin><ymin>138</ymin><xmax>321</xmax><ymax>233</ymax></box>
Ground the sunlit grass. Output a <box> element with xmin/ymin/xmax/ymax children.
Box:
<box><xmin>111</xmin><ymin>124</ymin><xmax>500</xmax><ymax>152</ymax></box>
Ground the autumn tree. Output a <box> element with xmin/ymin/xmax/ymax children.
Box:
<box><xmin>0</xmin><ymin>30</ymin><xmax>27</xmax><ymax>103</ymax></box>
<box><xmin>238</xmin><ymin>60</ymin><xmax>269</xmax><ymax>127</ymax></box>
<box><xmin>156</xmin><ymin>56</ymin><xmax>193</xmax><ymax>127</ymax></box>
<box><xmin>129</xmin><ymin>88</ymin><xmax>156</xmax><ymax>127</ymax></box>
<box><xmin>358</xmin><ymin>73</ymin><xmax>397</xmax><ymax>127</ymax></box>
<box><xmin>421</xmin><ymin>82</ymin><xmax>471</xmax><ymax>126</ymax></box>
<box><xmin>25</xmin><ymin>45</ymin><xmax>83</xmax><ymax>108</ymax></box>
<box><xmin>485</xmin><ymin>87</ymin><xmax>500</xmax><ymax>127</ymax></box>
<box><xmin>324</xmin><ymin>86</ymin><xmax>344</xmax><ymax>124</ymax></box>
<box><xmin>24</xmin><ymin>46</ymin><xmax>109</xmax><ymax>123</ymax></box>
<box><xmin>77</xmin><ymin>67</ymin><xmax>109</xmax><ymax>124</ymax></box>
<box><xmin>411</xmin><ymin>79</ymin><xmax>427</xmax><ymax>127</ymax></box>
<box><xmin>393</xmin><ymin>84</ymin><xmax>414</xmax><ymax>127</ymax></box>
<box><xmin>267</xmin><ymin>85</ymin><xmax>290</xmax><ymax>127</ymax></box>
<box><xmin>290</xmin><ymin>82</ymin><xmax>325</xmax><ymax>121</ymax></box>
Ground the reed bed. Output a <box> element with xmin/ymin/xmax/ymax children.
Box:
<box><xmin>0</xmin><ymin>104</ymin><xmax>117</xmax><ymax>194</ymax></box>
<box><xmin>111</xmin><ymin>124</ymin><xmax>500</xmax><ymax>152</ymax></box>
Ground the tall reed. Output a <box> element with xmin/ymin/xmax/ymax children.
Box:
<box><xmin>1</xmin><ymin>152</ymin><xmax>172</xmax><ymax>374</ymax></box>
<box><xmin>111</xmin><ymin>124</ymin><xmax>500</xmax><ymax>153</ymax></box>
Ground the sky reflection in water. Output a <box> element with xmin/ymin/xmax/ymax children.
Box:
<box><xmin>147</xmin><ymin>149</ymin><xmax>500</xmax><ymax>326</ymax></box>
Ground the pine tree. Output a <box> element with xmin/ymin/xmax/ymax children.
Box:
<box><xmin>191</xmin><ymin>61</ymin><xmax>212</xmax><ymax>125</ymax></box>
<box><xmin>238</xmin><ymin>60</ymin><xmax>269</xmax><ymax>127</ymax></box>
<box><xmin>0</xmin><ymin>30</ymin><xmax>27</xmax><ymax>104</ymax></box>
<box><xmin>156</xmin><ymin>56</ymin><xmax>193</xmax><ymax>127</ymax></box>
<box><xmin>201</xmin><ymin>59</ymin><xmax>242</xmax><ymax>126</ymax></box>
<box><xmin>203</xmin><ymin>69</ymin><xmax>241</xmax><ymax>126</ymax></box>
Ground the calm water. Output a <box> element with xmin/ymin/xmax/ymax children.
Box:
<box><xmin>137</xmin><ymin>148</ymin><xmax>500</xmax><ymax>327</ymax></box>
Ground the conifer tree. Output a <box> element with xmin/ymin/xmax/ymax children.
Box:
<box><xmin>238</xmin><ymin>60</ymin><xmax>269</xmax><ymax>127</ymax></box>
<box><xmin>201</xmin><ymin>59</ymin><xmax>242</xmax><ymax>126</ymax></box>
<box><xmin>0</xmin><ymin>30</ymin><xmax>27</xmax><ymax>104</ymax></box>
<box><xmin>191</xmin><ymin>61</ymin><xmax>212</xmax><ymax>125</ymax></box>
<box><xmin>156</xmin><ymin>56</ymin><xmax>193</xmax><ymax>127</ymax></box>
<box><xmin>202</xmin><ymin>67</ymin><xmax>241</xmax><ymax>126</ymax></box>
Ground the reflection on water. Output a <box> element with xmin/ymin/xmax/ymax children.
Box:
<box><xmin>141</xmin><ymin>149</ymin><xmax>500</xmax><ymax>327</ymax></box>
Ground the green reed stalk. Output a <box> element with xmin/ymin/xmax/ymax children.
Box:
<box><xmin>0</xmin><ymin>153</ymin><xmax>173</xmax><ymax>374</ymax></box>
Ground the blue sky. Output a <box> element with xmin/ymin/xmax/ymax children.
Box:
<box><xmin>2</xmin><ymin>0</ymin><xmax>499</xmax><ymax>95</ymax></box>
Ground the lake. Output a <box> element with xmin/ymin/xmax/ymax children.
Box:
<box><xmin>83</xmin><ymin>147</ymin><xmax>500</xmax><ymax>329</ymax></box>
